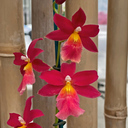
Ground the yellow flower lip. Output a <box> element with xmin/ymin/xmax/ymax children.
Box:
<box><xmin>18</xmin><ymin>124</ymin><xmax>27</xmax><ymax>128</ymax></box>
<box><xmin>23</xmin><ymin>62</ymin><xmax>32</xmax><ymax>71</ymax></box>
<box><xmin>65</xmin><ymin>83</ymin><xmax>71</xmax><ymax>93</ymax></box>
<box><xmin>64</xmin><ymin>80</ymin><xmax>75</xmax><ymax>94</ymax></box>
<box><xmin>64</xmin><ymin>75</ymin><xmax>73</xmax><ymax>93</ymax></box>
<box><xmin>69</xmin><ymin>32</ymin><xmax>82</xmax><ymax>44</ymax></box>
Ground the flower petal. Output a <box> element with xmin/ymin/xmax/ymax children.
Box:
<box><xmin>38</xmin><ymin>84</ymin><xmax>63</xmax><ymax>96</ymax></box>
<box><xmin>56</xmin><ymin>83</ymin><xmax>85</xmax><ymax>120</ymax></box>
<box><xmin>81</xmin><ymin>37</ymin><xmax>98</xmax><ymax>52</ymax></box>
<box><xmin>56</xmin><ymin>95</ymin><xmax>84</xmax><ymax>120</ymax></box>
<box><xmin>61</xmin><ymin>62</ymin><xmax>76</xmax><ymax>77</ymax></box>
<box><xmin>13</xmin><ymin>53</ymin><xmax>27</xmax><ymax>65</ymax></box>
<box><xmin>32</xmin><ymin>59</ymin><xmax>50</xmax><ymax>72</ymax></box>
<box><xmin>61</xmin><ymin>34</ymin><xmax>83</xmax><ymax>63</ymax></box>
<box><xmin>20</xmin><ymin>64</ymin><xmax>26</xmax><ymax>76</ymax></box>
<box><xmin>55</xmin><ymin>0</ymin><xmax>66</xmax><ymax>4</ymax></box>
<box><xmin>72</xmin><ymin>8</ymin><xmax>86</xmax><ymax>28</ymax></box>
<box><xmin>72</xmin><ymin>70</ymin><xmax>98</xmax><ymax>86</ymax></box>
<box><xmin>28</xmin><ymin>109</ymin><xmax>44</xmax><ymax>123</ymax></box>
<box><xmin>80</xmin><ymin>25</ymin><xmax>99</xmax><ymax>37</ymax></box>
<box><xmin>40</xmin><ymin>70</ymin><xmax>64</xmax><ymax>86</ymax></box>
<box><xmin>29</xmin><ymin>48</ymin><xmax>43</xmax><ymax>62</ymax></box>
<box><xmin>54</xmin><ymin>13</ymin><xmax>74</xmax><ymax>34</ymax></box>
<box><xmin>23</xmin><ymin>96</ymin><xmax>44</xmax><ymax>125</ymax></box>
<box><xmin>23</xmin><ymin>96</ymin><xmax>34</xmax><ymax>124</ymax></box>
<box><xmin>74</xmin><ymin>85</ymin><xmax>101</xmax><ymax>98</ymax></box>
<box><xmin>27</xmin><ymin>123</ymin><xmax>42</xmax><ymax>128</ymax></box>
<box><xmin>7</xmin><ymin>113</ymin><xmax>21</xmax><ymax>127</ymax></box>
<box><xmin>18</xmin><ymin>70</ymin><xmax>35</xmax><ymax>95</ymax></box>
<box><xmin>27</xmin><ymin>38</ymin><xmax>43</xmax><ymax>60</ymax></box>
<box><xmin>46</xmin><ymin>30</ymin><xmax>70</xmax><ymax>41</ymax></box>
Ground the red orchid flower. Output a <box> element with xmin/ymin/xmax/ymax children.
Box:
<box><xmin>38</xmin><ymin>62</ymin><xmax>100</xmax><ymax>120</ymax></box>
<box><xmin>13</xmin><ymin>38</ymin><xmax>50</xmax><ymax>95</ymax></box>
<box><xmin>7</xmin><ymin>96</ymin><xmax>44</xmax><ymax>128</ymax></box>
<box><xmin>46</xmin><ymin>8</ymin><xmax>99</xmax><ymax>63</ymax></box>
<box><xmin>55</xmin><ymin>0</ymin><xmax>66</xmax><ymax>4</ymax></box>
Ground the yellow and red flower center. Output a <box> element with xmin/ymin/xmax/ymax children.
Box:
<box><xmin>23</xmin><ymin>62</ymin><xmax>32</xmax><ymax>71</ymax></box>
<box><xmin>18</xmin><ymin>116</ymin><xmax>27</xmax><ymax>128</ymax></box>
<box><xmin>66</xmin><ymin>27</ymin><xmax>82</xmax><ymax>47</ymax></box>
<box><xmin>59</xmin><ymin>75</ymin><xmax>77</xmax><ymax>98</ymax></box>
<box><xmin>21</xmin><ymin>56</ymin><xmax>33</xmax><ymax>73</ymax></box>
<box><xmin>67</xmin><ymin>32</ymin><xmax>82</xmax><ymax>46</ymax></box>
<box><xmin>64</xmin><ymin>81</ymin><xmax>75</xmax><ymax>94</ymax></box>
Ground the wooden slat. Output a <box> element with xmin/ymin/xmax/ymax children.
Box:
<box><xmin>0</xmin><ymin>0</ymin><xmax>27</xmax><ymax>128</ymax></box>
<box><xmin>66</xmin><ymin>0</ymin><xmax>98</xmax><ymax>128</ymax></box>
<box><xmin>105</xmin><ymin>0</ymin><xmax>128</xmax><ymax>128</ymax></box>
<box><xmin>32</xmin><ymin>0</ymin><xmax>56</xmax><ymax>127</ymax></box>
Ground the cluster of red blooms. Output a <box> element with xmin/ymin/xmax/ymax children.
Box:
<box><xmin>7</xmin><ymin>5</ymin><xmax>100</xmax><ymax>128</ymax></box>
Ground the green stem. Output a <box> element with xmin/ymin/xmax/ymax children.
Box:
<box><xmin>58</xmin><ymin>5</ymin><xmax>61</xmax><ymax>14</ymax></box>
<box><xmin>56</xmin><ymin>41</ymin><xmax>61</xmax><ymax>67</ymax></box>
<box><xmin>55</xmin><ymin>95</ymin><xmax>59</xmax><ymax>128</ymax></box>
<box><xmin>53</xmin><ymin>2</ymin><xmax>64</xmax><ymax>127</ymax></box>
<box><xmin>53</xmin><ymin>1</ymin><xmax>60</xmax><ymax>127</ymax></box>
<box><xmin>53</xmin><ymin>1</ymin><xmax>58</xmax><ymax>14</ymax></box>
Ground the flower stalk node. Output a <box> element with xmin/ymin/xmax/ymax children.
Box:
<box><xmin>53</xmin><ymin>65</ymin><xmax>60</xmax><ymax>71</ymax></box>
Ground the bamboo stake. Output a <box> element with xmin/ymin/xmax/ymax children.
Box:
<box><xmin>32</xmin><ymin>0</ymin><xmax>56</xmax><ymax>127</ymax></box>
<box><xmin>0</xmin><ymin>59</ymin><xmax>1</xmax><ymax>128</ymax></box>
<box><xmin>105</xmin><ymin>0</ymin><xmax>128</xmax><ymax>128</ymax></box>
<box><xmin>0</xmin><ymin>0</ymin><xmax>27</xmax><ymax>128</ymax></box>
<box><xmin>66</xmin><ymin>1</ymin><xmax>98</xmax><ymax>128</ymax></box>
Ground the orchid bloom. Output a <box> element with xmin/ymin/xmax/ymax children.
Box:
<box><xmin>46</xmin><ymin>8</ymin><xmax>99</xmax><ymax>63</ymax></box>
<box><xmin>13</xmin><ymin>38</ymin><xmax>50</xmax><ymax>95</ymax></box>
<box><xmin>55</xmin><ymin>0</ymin><xmax>66</xmax><ymax>4</ymax></box>
<box><xmin>38</xmin><ymin>62</ymin><xmax>100</xmax><ymax>120</ymax></box>
<box><xmin>7</xmin><ymin>96</ymin><xmax>44</xmax><ymax>128</ymax></box>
